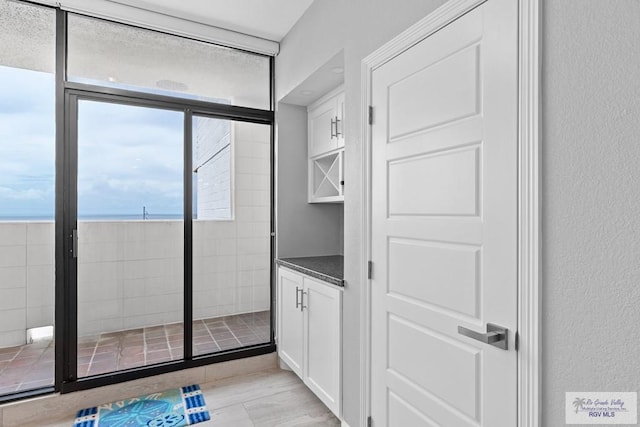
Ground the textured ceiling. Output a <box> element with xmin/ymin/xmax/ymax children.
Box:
<box><xmin>110</xmin><ymin>0</ymin><xmax>315</xmax><ymax>41</ymax></box>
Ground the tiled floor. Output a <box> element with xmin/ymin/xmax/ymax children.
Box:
<box><xmin>0</xmin><ymin>311</ymin><xmax>270</xmax><ymax>395</ymax></box>
<box><xmin>0</xmin><ymin>339</ymin><xmax>54</xmax><ymax>395</ymax></box>
<box><xmin>43</xmin><ymin>368</ymin><xmax>340</xmax><ymax>427</ymax></box>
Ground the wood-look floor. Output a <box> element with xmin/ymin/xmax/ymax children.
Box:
<box><xmin>44</xmin><ymin>368</ymin><xmax>341</xmax><ymax>427</ymax></box>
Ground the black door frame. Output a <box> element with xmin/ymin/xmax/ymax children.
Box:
<box><xmin>54</xmin><ymin>11</ymin><xmax>276</xmax><ymax>394</ymax></box>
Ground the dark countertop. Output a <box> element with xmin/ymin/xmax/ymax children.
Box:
<box><xmin>276</xmin><ymin>255</ymin><xmax>344</xmax><ymax>287</ymax></box>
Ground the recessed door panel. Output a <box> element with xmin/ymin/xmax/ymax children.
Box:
<box><xmin>388</xmin><ymin>238</ymin><xmax>480</xmax><ymax>318</ymax></box>
<box><xmin>388</xmin><ymin>391</ymin><xmax>439</xmax><ymax>427</ymax></box>
<box><xmin>388</xmin><ymin>315</ymin><xmax>480</xmax><ymax>419</ymax></box>
<box><xmin>388</xmin><ymin>146</ymin><xmax>480</xmax><ymax>217</ymax></box>
<box><xmin>389</xmin><ymin>46</ymin><xmax>481</xmax><ymax>139</ymax></box>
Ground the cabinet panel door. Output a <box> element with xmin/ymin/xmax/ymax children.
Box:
<box><xmin>335</xmin><ymin>91</ymin><xmax>345</xmax><ymax>149</ymax></box>
<box><xmin>277</xmin><ymin>268</ymin><xmax>304</xmax><ymax>377</ymax></box>
<box><xmin>304</xmin><ymin>277</ymin><xmax>342</xmax><ymax>416</ymax></box>
<box><xmin>308</xmin><ymin>97</ymin><xmax>337</xmax><ymax>157</ymax></box>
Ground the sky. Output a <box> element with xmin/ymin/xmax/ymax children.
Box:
<box><xmin>77</xmin><ymin>99</ymin><xmax>184</xmax><ymax>218</ymax></box>
<box><xmin>0</xmin><ymin>65</ymin><xmax>186</xmax><ymax>219</ymax></box>
<box><xmin>0</xmin><ymin>66</ymin><xmax>55</xmax><ymax>218</ymax></box>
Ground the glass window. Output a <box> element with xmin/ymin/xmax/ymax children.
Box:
<box><xmin>0</xmin><ymin>0</ymin><xmax>56</xmax><ymax>395</ymax></box>
<box><xmin>77</xmin><ymin>102</ymin><xmax>184</xmax><ymax>220</ymax></box>
<box><xmin>0</xmin><ymin>0</ymin><xmax>55</xmax><ymax>220</ymax></box>
<box><xmin>0</xmin><ymin>0</ymin><xmax>273</xmax><ymax>397</ymax></box>
<box><xmin>192</xmin><ymin>121</ymin><xmax>271</xmax><ymax>356</ymax></box>
<box><xmin>193</xmin><ymin>115</ymin><xmax>232</xmax><ymax>220</ymax></box>
<box><xmin>67</xmin><ymin>14</ymin><xmax>270</xmax><ymax>109</ymax></box>
<box><xmin>76</xmin><ymin>100</ymin><xmax>185</xmax><ymax>377</ymax></box>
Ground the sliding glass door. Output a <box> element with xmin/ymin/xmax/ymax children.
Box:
<box><xmin>75</xmin><ymin>100</ymin><xmax>184</xmax><ymax>377</ymax></box>
<box><xmin>63</xmin><ymin>92</ymin><xmax>274</xmax><ymax>388</ymax></box>
<box><xmin>191</xmin><ymin>117</ymin><xmax>272</xmax><ymax>356</ymax></box>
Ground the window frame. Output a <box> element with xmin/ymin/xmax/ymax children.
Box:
<box><xmin>0</xmin><ymin>2</ymin><xmax>275</xmax><ymax>403</ymax></box>
<box><xmin>0</xmin><ymin>0</ymin><xmax>275</xmax><ymax>405</ymax></box>
<box><xmin>57</xmin><ymin>11</ymin><xmax>275</xmax><ymax>395</ymax></box>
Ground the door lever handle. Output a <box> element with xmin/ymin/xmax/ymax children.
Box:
<box><xmin>458</xmin><ymin>323</ymin><xmax>508</xmax><ymax>350</ymax></box>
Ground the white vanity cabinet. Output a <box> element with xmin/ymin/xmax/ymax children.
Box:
<box><xmin>307</xmin><ymin>86</ymin><xmax>345</xmax><ymax>203</ymax></box>
<box><xmin>277</xmin><ymin>266</ymin><xmax>342</xmax><ymax>417</ymax></box>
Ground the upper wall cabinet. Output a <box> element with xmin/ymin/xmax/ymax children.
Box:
<box><xmin>308</xmin><ymin>86</ymin><xmax>344</xmax><ymax>157</ymax></box>
<box><xmin>308</xmin><ymin>85</ymin><xmax>345</xmax><ymax>203</ymax></box>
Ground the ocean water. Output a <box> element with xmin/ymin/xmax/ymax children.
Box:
<box><xmin>0</xmin><ymin>214</ymin><xmax>185</xmax><ymax>221</ymax></box>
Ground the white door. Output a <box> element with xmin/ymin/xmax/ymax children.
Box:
<box><xmin>370</xmin><ymin>0</ymin><xmax>518</xmax><ymax>426</ymax></box>
<box><xmin>277</xmin><ymin>267</ymin><xmax>304</xmax><ymax>377</ymax></box>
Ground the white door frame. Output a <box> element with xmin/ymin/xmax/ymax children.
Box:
<box><xmin>359</xmin><ymin>0</ymin><xmax>541</xmax><ymax>426</ymax></box>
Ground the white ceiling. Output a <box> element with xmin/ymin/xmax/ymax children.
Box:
<box><xmin>280</xmin><ymin>50</ymin><xmax>344</xmax><ymax>106</ymax></box>
<box><xmin>110</xmin><ymin>0</ymin><xmax>315</xmax><ymax>41</ymax></box>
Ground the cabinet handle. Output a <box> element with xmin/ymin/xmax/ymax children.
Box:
<box><xmin>330</xmin><ymin>118</ymin><xmax>336</xmax><ymax>139</ymax></box>
<box><xmin>301</xmin><ymin>290</ymin><xmax>308</xmax><ymax>311</ymax></box>
<box><xmin>295</xmin><ymin>286</ymin><xmax>302</xmax><ymax>309</ymax></box>
<box><xmin>335</xmin><ymin>117</ymin><xmax>342</xmax><ymax>137</ymax></box>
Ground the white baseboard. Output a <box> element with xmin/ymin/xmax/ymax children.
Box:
<box><xmin>341</xmin><ymin>421</ymin><xmax>351</xmax><ymax>427</ymax></box>
<box><xmin>278</xmin><ymin>357</ymin><xmax>293</xmax><ymax>372</ymax></box>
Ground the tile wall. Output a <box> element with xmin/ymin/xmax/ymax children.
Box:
<box><xmin>0</xmin><ymin>222</ymin><xmax>54</xmax><ymax>347</ymax></box>
<box><xmin>0</xmin><ymin>121</ymin><xmax>271</xmax><ymax>345</ymax></box>
<box><xmin>193</xmin><ymin>121</ymin><xmax>271</xmax><ymax>321</ymax></box>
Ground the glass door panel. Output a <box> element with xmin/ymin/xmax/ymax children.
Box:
<box><xmin>76</xmin><ymin>100</ymin><xmax>184</xmax><ymax>377</ymax></box>
<box><xmin>0</xmin><ymin>0</ymin><xmax>56</xmax><ymax>397</ymax></box>
<box><xmin>192</xmin><ymin>117</ymin><xmax>271</xmax><ymax>356</ymax></box>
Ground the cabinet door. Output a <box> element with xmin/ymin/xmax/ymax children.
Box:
<box><xmin>304</xmin><ymin>277</ymin><xmax>342</xmax><ymax>417</ymax></box>
<box><xmin>277</xmin><ymin>268</ymin><xmax>304</xmax><ymax>377</ymax></box>
<box><xmin>335</xmin><ymin>91</ymin><xmax>345</xmax><ymax>149</ymax></box>
<box><xmin>308</xmin><ymin>96</ymin><xmax>338</xmax><ymax>158</ymax></box>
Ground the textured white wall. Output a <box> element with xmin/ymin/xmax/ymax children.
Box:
<box><xmin>277</xmin><ymin>1</ymin><xmax>447</xmax><ymax>425</ymax></box>
<box><xmin>279</xmin><ymin>1</ymin><xmax>640</xmax><ymax>425</ymax></box>
<box><xmin>542</xmin><ymin>1</ymin><xmax>640</xmax><ymax>424</ymax></box>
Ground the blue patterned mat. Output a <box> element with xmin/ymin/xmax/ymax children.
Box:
<box><xmin>73</xmin><ymin>384</ymin><xmax>210</xmax><ymax>427</ymax></box>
